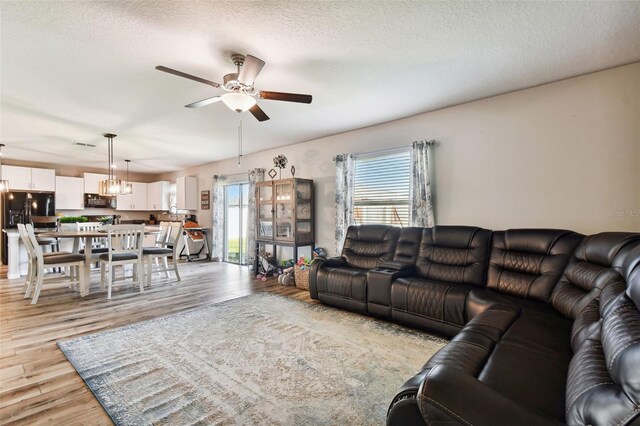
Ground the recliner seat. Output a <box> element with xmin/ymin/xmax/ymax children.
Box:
<box><xmin>310</xmin><ymin>225</ymin><xmax>399</xmax><ymax>313</ymax></box>
<box><xmin>390</xmin><ymin>226</ymin><xmax>492</xmax><ymax>336</ymax></box>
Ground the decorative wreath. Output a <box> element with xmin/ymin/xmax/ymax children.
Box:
<box><xmin>273</xmin><ymin>154</ymin><xmax>288</xmax><ymax>169</ymax></box>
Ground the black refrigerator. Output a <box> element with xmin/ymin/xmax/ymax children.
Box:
<box><xmin>1</xmin><ymin>191</ymin><xmax>56</xmax><ymax>264</ymax></box>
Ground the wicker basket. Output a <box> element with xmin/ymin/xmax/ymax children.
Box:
<box><xmin>294</xmin><ymin>265</ymin><xmax>310</xmax><ymax>290</ymax></box>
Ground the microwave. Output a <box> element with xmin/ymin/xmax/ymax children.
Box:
<box><xmin>84</xmin><ymin>194</ymin><xmax>117</xmax><ymax>209</ymax></box>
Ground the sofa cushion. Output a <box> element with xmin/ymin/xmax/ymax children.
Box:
<box><xmin>392</xmin><ymin>227</ymin><xmax>423</xmax><ymax>264</ymax></box>
<box><xmin>487</xmin><ymin>229</ymin><xmax>583</xmax><ymax>302</ymax></box>
<box><xmin>550</xmin><ymin>232</ymin><xmax>640</xmax><ymax>319</ymax></box>
<box><xmin>624</xmin><ymin>243</ymin><xmax>640</xmax><ymax>308</ymax></box>
<box><xmin>341</xmin><ymin>225</ymin><xmax>400</xmax><ymax>270</ymax></box>
<box><xmin>566</xmin><ymin>295</ymin><xmax>640</xmax><ymax>425</ymax></box>
<box><xmin>415</xmin><ymin>226</ymin><xmax>491</xmax><ymax>287</ymax></box>
<box><xmin>391</xmin><ymin>277</ymin><xmax>475</xmax><ymax>336</ymax></box>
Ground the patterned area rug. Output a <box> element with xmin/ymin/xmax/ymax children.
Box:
<box><xmin>59</xmin><ymin>293</ymin><xmax>446</xmax><ymax>425</ymax></box>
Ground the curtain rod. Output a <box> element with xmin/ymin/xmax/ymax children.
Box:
<box><xmin>333</xmin><ymin>139</ymin><xmax>437</xmax><ymax>161</ymax></box>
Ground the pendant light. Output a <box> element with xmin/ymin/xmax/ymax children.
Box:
<box><xmin>98</xmin><ymin>133</ymin><xmax>123</xmax><ymax>196</ymax></box>
<box><xmin>0</xmin><ymin>144</ymin><xmax>9</xmax><ymax>193</ymax></box>
<box><xmin>122</xmin><ymin>160</ymin><xmax>132</xmax><ymax>194</ymax></box>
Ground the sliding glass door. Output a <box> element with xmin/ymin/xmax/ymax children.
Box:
<box><xmin>224</xmin><ymin>183</ymin><xmax>249</xmax><ymax>264</ymax></box>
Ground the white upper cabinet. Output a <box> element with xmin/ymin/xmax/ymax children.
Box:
<box><xmin>116</xmin><ymin>192</ymin><xmax>132</xmax><ymax>211</ymax></box>
<box><xmin>1</xmin><ymin>166</ymin><xmax>31</xmax><ymax>190</ymax></box>
<box><xmin>116</xmin><ymin>182</ymin><xmax>148</xmax><ymax>211</ymax></box>
<box><xmin>55</xmin><ymin>176</ymin><xmax>85</xmax><ymax>210</ymax></box>
<box><xmin>176</xmin><ymin>176</ymin><xmax>198</xmax><ymax>211</ymax></box>
<box><xmin>131</xmin><ymin>182</ymin><xmax>148</xmax><ymax>211</ymax></box>
<box><xmin>1</xmin><ymin>165</ymin><xmax>55</xmax><ymax>191</ymax></box>
<box><xmin>83</xmin><ymin>173</ymin><xmax>109</xmax><ymax>194</ymax></box>
<box><xmin>30</xmin><ymin>168</ymin><xmax>56</xmax><ymax>191</ymax></box>
<box><xmin>147</xmin><ymin>181</ymin><xmax>171</xmax><ymax>211</ymax></box>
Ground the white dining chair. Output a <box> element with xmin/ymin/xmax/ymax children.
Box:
<box><xmin>17</xmin><ymin>224</ymin><xmax>73</xmax><ymax>294</ymax></box>
<box><xmin>77</xmin><ymin>222</ymin><xmax>108</xmax><ymax>266</ymax></box>
<box><xmin>99</xmin><ymin>225</ymin><xmax>145</xmax><ymax>299</ymax></box>
<box><xmin>143</xmin><ymin>222</ymin><xmax>182</xmax><ymax>287</ymax></box>
<box><xmin>23</xmin><ymin>224</ymin><xmax>86</xmax><ymax>304</ymax></box>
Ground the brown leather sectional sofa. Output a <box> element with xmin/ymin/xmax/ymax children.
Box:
<box><xmin>309</xmin><ymin>225</ymin><xmax>640</xmax><ymax>426</ymax></box>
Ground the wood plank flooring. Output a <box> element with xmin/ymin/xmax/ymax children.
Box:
<box><xmin>0</xmin><ymin>261</ymin><xmax>314</xmax><ymax>425</ymax></box>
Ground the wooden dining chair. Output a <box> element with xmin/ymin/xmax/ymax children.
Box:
<box><xmin>143</xmin><ymin>222</ymin><xmax>182</xmax><ymax>287</ymax></box>
<box><xmin>23</xmin><ymin>224</ymin><xmax>86</xmax><ymax>304</ymax></box>
<box><xmin>76</xmin><ymin>222</ymin><xmax>108</xmax><ymax>267</ymax></box>
<box><xmin>31</xmin><ymin>215</ymin><xmax>60</xmax><ymax>251</ymax></box>
<box><xmin>31</xmin><ymin>215</ymin><xmax>63</xmax><ymax>272</ymax></box>
<box><xmin>99</xmin><ymin>225</ymin><xmax>145</xmax><ymax>299</ymax></box>
<box><xmin>17</xmin><ymin>224</ymin><xmax>72</xmax><ymax>293</ymax></box>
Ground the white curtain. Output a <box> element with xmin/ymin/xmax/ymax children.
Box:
<box><xmin>246</xmin><ymin>168</ymin><xmax>265</xmax><ymax>267</ymax></box>
<box><xmin>410</xmin><ymin>140</ymin><xmax>436</xmax><ymax>227</ymax></box>
<box><xmin>211</xmin><ymin>174</ymin><xmax>227</xmax><ymax>261</ymax></box>
<box><xmin>334</xmin><ymin>153</ymin><xmax>355</xmax><ymax>255</ymax></box>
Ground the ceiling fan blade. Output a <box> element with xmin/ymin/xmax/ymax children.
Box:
<box><xmin>155</xmin><ymin>65</ymin><xmax>221</xmax><ymax>88</ymax></box>
<box><xmin>185</xmin><ymin>96</ymin><xmax>222</xmax><ymax>108</ymax></box>
<box><xmin>249</xmin><ymin>104</ymin><xmax>270</xmax><ymax>122</ymax></box>
<box><xmin>238</xmin><ymin>55</ymin><xmax>265</xmax><ymax>86</ymax></box>
<box><xmin>259</xmin><ymin>91</ymin><xmax>312</xmax><ymax>104</ymax></box>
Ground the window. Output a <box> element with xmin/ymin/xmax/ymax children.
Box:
<box><xmin>353</xmin><ymin>149</ymin><xmax>411</xmax><ymax>226</ymax></box>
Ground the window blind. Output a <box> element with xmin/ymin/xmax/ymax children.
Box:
<box><xmin>353</xmin><ymin>150</ymin><xmax>411</xmax><ymax>227</ymax></box>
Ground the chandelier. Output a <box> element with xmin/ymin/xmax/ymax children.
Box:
<box><xmin>98</xmin><ymin>133</ymin><xmax>123</xmax><ymax>196</ymax></box>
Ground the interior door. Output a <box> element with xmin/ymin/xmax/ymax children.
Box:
<box><xmin>224</xmin><ymin>183</ymin><xmax>249</xmax><ymax>264</ymax></box>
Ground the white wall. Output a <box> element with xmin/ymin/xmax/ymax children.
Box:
<box><xmin>160</xmin><ymin>63</ymin><xmax>640</xmax><ymax>251</ymax></box>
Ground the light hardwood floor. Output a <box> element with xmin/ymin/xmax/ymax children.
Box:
<box><xmin>0</xmin><ymin>261</ymin><xmax>314</xmax><ymax>425</ymax></box>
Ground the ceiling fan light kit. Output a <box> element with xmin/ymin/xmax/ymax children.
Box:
<box><xmin>156</xmin><ymin>53</ymin><xmax>312</xmax><ymax>122</ymax></box>
<box><xmin>222</xmin><ymin>92</ymin><xmax>256</xmax><ymax>113</ymax></box>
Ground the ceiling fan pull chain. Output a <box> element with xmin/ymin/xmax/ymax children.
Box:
<box><xmin>238</xmin><ymin>119</ymin><xmax>243</xmax><ymax>168</ymax></box>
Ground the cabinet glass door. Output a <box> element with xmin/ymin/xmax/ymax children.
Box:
<box><xmin>258</xmin><ymin>185</ymin><xmax>273</xmax><ymax>240</ymax></box>
<box><xmin>275</xmin><ymin>182</ymin><xmax>293</xmax><ymax>241</ymax></box>
<box><xmin>296</xmin><ymin>181</ymin><xmax>312</xmax><ymax>239</ymax></box>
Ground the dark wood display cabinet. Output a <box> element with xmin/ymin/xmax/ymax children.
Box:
<box><xmin>254</xmin><ymin>178</ymin><xmax>314</xmax><ymax>274</ymax></box>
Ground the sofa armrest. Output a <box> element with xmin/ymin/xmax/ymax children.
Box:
<box><xmin>379</xmin><ymin>260</ymin><xmax>416</xmax><ymax>273</ymax></box>
<box><xmin>323</xmin><ymin>256</ymin><xmax>347</xmax><ymax>267</ymax></box>
<box><xmin>309</xmin><ymin>257</ymin><xmax>346</xmax><ymax>299</ymax></box>
<box><xmin>417</xmin><ymin>365</ymin><xmax>562</xmax><ymax>426</ymax></box>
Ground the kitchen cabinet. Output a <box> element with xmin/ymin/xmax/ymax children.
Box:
<box><xmin>83</xmin><ymin>173</ymin><xmax>109</xmax><ymax>194</ymax></box>
<box><xmin>55</xmin><ymin>176</ymin><xmax>85</xmax><ymax>210</ymax></box>
<box><xmin>116</xmin><ymin>182</ymin><xmax>148</xmax><ymax>211</ymax></box>
<box><xmin>1</xmin><ymin>165</ymin><xmax>56</xmax><ymax>191</ymax></box>
<box><xmin>132</xmin><ymin>182</ymin><xmax>148</xmax><ymax>211</ymax></box>
<box><xmin>147</xmin><ymin>181</ymin><xmax>171</xmax><ymax>211</ymax></box>
<box><xmin>176</xmin><ymin>176</ymin><xmax>198</xmax><ymax>211</ymax></box>
<box><xmin>116</xmin><ymin>193</ymin><xmax>132</xmax><ymax>211</ymax></box>
<box><xmin>31</xmin><ymin>168</ymin><xmax>56</xmax><ymax>191</ymax></box>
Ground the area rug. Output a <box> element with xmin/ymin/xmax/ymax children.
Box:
<box><xmin>58</xmin><ymin>293</ymin><xmax>446</xmax><ymax>425</ymax></box>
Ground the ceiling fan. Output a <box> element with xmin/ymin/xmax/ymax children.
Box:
<box><xmin>156</xmin><ymin>54</ymin><xmax>312</xmax><ymax>122</ymax></box>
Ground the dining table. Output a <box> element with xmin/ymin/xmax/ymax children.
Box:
<box><xmin>37</xmin><ymin>227</ymin><xmax>161</xmax><ymax>297</ymax></box>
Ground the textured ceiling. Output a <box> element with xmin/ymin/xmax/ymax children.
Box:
<box><xmin>1</xmin><ymin>1</ymin><xmax>639</xmax><ymax>173</ymax></box>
